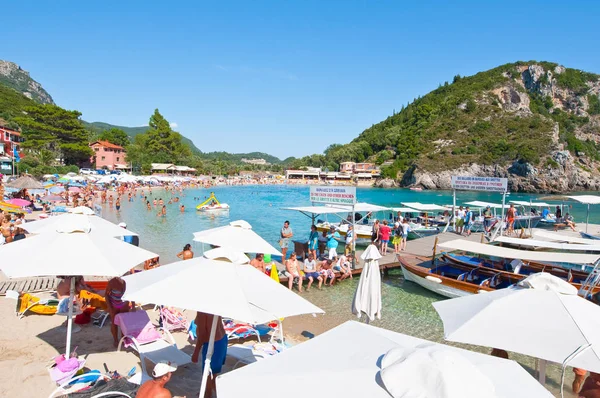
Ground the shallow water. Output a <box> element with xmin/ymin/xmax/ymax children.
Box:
<box><xmin>101</xmin><ymin>185</ymin><xmax>585</xmax><ymax>396</ymax></box>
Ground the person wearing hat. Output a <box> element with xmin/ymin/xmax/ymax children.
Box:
<box><xmin>326</xmin><ymin>226</ymin><xmax>341</xmax><ymax>260</ymax></box>
<box><xmin>137</xmin><ymin>361</ymin><xmax>177</xmax><ymax>398</ymax></box>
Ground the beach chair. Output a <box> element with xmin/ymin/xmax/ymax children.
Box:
<box><xmin>115</xmin><ymin>311</ymin><xmax>191</xmax><ymax>382</ymax></box>
<box><xmin>188</xmin><ymin>318</ymin><xmax>273</xmax><ymax>343</ymax></box>
<box><xmin>227</xmin><ymin>341</ymin><xmax>284</xmax><ymax>369</ymax></box>
<box><xmin>9</xmin><ymin>291</ymin><xmax>60</xmax><ymax>319</ymax></box>
<box><xmin>159</xmin><ymin>306</ymin><xmax>189</xmax><ymax>332</ymax></box>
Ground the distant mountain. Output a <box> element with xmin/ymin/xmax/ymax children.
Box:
<box><xmin>0</xmin><ymin>60</ymin><xmax>54</xmax><ymax>105</ymax></box>
<box><xmin>83</xmin><ymin>121</ymin><xmax>201</xmax><ymax>153</ymax></box>
<box><xmin>201</xmin><ymin>151</ymin><xmax>283</xmax><ymax>164</ymax></box>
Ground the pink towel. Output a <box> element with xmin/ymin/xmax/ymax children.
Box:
<box><xmin>49</xmin><ymin>358</ymin><xmax>85</xmax><ymax>385</ymax></box>
<box><xmin>114</xmin><ymin>311</ymin><xmax>161</xmax><ymax>348</ymax></box>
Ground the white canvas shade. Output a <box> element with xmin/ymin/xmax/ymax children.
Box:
<box><xmin>21</xmin><ymin>213</ymin><xmax>139</xmax><ymax>237</ymax></box>
<box><xmin>494</xmin><ymin>236</ymin><xmax>600</xmax><ymax>252</ymax></box>
<box><xmin>192</xmin><ymin>220</ymin><xmax>281</xmax><ymax>256</ymax></box>
<box><xmin>122</xmin><ymin>257</ymin><xmax>324</xmax><ymax>397</ymax></box>
<box><xmin>0</xmin><ymin>221</ymin><xmax>157</xmax><ymax>358</ymax></box>
<box><xmin>439</xmin><ymin>239</ymin><xmax>600</xmax><ymax>264</ymax></box>
<box><xmin>433</xmin><ymin>273</ymin><xmax>600</xmax><ymax>383</ymax></box>
<box><xmin>216</xmin><ymin>321</ymin><xmax>552</xmax><ymax>398</ymax></box>
<box><xmin>203</xmin><ymin>247</ymin><xmax>250</xmax><ymax>264</ymax></box>
<box><xmin>330</xmin><ymin>202</ymin><xmax>390</xmax><ymax>212</ymax></box>
<box><xmin>510</xmin><ymin>200</ymin><xmax>551</xmax><ymax>207</ymax></box>
<box><xmin>534</xmin><ymin>230</ymin><xmax>599</xmax><ymax>245</ymax></box>
<box><xmin>352</xmin><ymin>244</ymin><xmax>382</xmax><ymax>322</ymax></box>
<box><xmin>464</xmin><ymin>200</ymin><xmax>504</xmax><ymax>209</ymax></box>
<box><xmin>567</xmin><ymin>195</ymin><xmax>600</xmax><ymax>233</ymax></box>
<box><xmin>390</xmin><ymin>207</ymin><xmax>419</xmax><ymax>213</ymax></box>
<box><xmin>282</xmin><ymin>205</ymin><xmax>352</xmax><ymax>216</ymax></box>
<box><xmin>401</xmin><ymin>202</ymin><xmax>447</xmax><ymax>211</ymax></box>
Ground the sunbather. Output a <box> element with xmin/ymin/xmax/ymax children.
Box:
<box><xmin>105</xmin><ymin>277</ymin><xmax>136</xmax><ymax>347</ymax></box>
<box><xmin>303</xmin><ymin>253</ymin><xmax>322</xmax><ymax>290</ymax></box>
<box><xmin>334</xmin><ymin>255</ymin><xmax>352</xmax><ymax>281</ymax></box>
<box><xmin>320</xmin><ymin>259</ymin><xmax>336</xmax><ymax>286</ymax></box>
<box><xmin>137</xmin><ymin>361</ymin><xmax>176</xmax><ymax>398</ymax></box>
<box><xmin>284</xmin><ymin>252</ymin><xmax>303</xmax><ymax>292</ymax></box>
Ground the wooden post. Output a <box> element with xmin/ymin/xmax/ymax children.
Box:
<box><xmin>432</xmin><ymin>236</ymin><xmax>439</xmax><ymax>265</ymax></box>
<box><xmin>480</xmin><ymin>233</ymin><xmax>485</xmax><ymax>243</ymax></box>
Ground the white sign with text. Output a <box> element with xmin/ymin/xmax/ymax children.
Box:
<box><xmin>451</xmin><ymin>176</ymin><xmax>508</xmax><ymax>193</ymax></box>
<box><xmin>309</xmin><ymin>186</ymin><xmax>357</xmax><ymax>205</ymax></box>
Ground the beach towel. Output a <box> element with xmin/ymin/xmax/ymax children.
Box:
<box><xmin>49</xmin><ymin>358</ymin><xmax>86</xmax><ymax>385</ymax></box>
<box><xmin>114</xmin><ymin>311</ymin><xmax>161</xmax><ymax>348</ymax></box>
<box><xmin>79</xmin><ymin>290</ymin><xmax>107</xmax><ymax>310</ymax></box>
<box><xmin>18</xmin><ymin>293</ymin><xmax>59</xmax><ymax>316</ymax></box>
<box><xmin>66</xmin><ymin>378</ymin><xmax>139</xmax><ymax>397</ymax></box>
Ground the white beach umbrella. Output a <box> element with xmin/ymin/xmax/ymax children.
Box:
<box><xmin>203</xmin><ymin>247</ymin><xmax>250</xmax><ymax>264</ymax></box>
<box><xmin>433</xmin><ymin>272</ymin><xmax>600</xmax><ymax>386</ymax></box>
<box><xmin>68</xmin><ymin>206</ymin><xmax>95</xmax><ymax>215</ymax></box>
<box><xmin>122</xmin><ymin>257</ymin><xmax>324</xmax><ymax>397</ymax></box>
<box><xmin>21</xmin><ymin>213</ymin><xmax>138</xmax><ymax>238</ymax></box>
<box><xmin>193</xmin><ymin>220</ymin><xmax>282</xmax><ymax>256</ymax></box>
<box><xmin>352</xmin><ymin>244</ymin><xmax>382</xmax><ymax>322</ymax></box>
<box><xmin>0</xmin><ymin>218</ymin><xmax>157</xmax><ymax>357</ymax></box>
<box><xmin>216</xmin><ymin>320</ymin><xmax>551</xmax><ymax>398</ymax></box>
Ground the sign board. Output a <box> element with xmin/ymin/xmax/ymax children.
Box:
<box><xmin>310</xmin><ymin>186</ymin><xmax>357</xmax><ymax>205</ymax></box>
<box><xmin>451</xmin><ymin>176</ymin><xmax>508</xmax><ymax>193</ymax></box>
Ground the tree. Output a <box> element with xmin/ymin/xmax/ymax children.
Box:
<box><xmin>97</xmin><ymin>128</ymin><xmax>130</xmax><ymax>147</ymax></box>
<box><xmin>14</xmin><ymin>104</ymin><xmax>92</xmax><ymax>165</ymax></box>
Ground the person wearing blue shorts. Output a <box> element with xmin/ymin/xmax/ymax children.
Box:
<box><xmin>192</xmin><ymin>312</ymin><xmax>228</xmax><ymax>397</ymax></box>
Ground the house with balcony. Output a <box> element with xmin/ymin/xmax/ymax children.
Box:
<box><xmin>90</xmin><ymin>141</ymin><xmax>127</xmax><ymax>170</ymax></box>
<box><xmin>0</xmin><ymin>121</ymin><xmax>23</xmax><ymax>174</ymax></box>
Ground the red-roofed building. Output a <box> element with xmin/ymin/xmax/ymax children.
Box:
<box><xmin>0</xmin><ymin>121</ymin><xmax>23</xmax><ymax>174</ymax></box>
<box><xmin>90</xmin><ymin>140</ymin><xmax>127</xmax><ymax>170</ymax></box>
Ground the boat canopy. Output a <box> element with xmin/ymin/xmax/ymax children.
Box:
<box><xmin>329</xmin><ymin>203</ymin><xmax>390</xmax><ymax>212</ymax></box>
<box><xmin>390</xmin><ymin>207</ymin><xmax>419</xmax><ymax>213</ymax></box>
<box><xmin>438</xmin><ymin>239</ymin><xmax>600</xmax><ymax>264</ymax></box>
<box><xmin>494</xmin><ymin>236</ymin><xmax>600</xmax><ymax>252</ymax></box>
<box><xmin>282</xmin><ymin>206</ymin><xmax>351</xmax><ymax>217</ymax></box>
<box><xmin>567</xmin><ymin>195</ymin><xmax>600</xmax><ymax>205</ymax></box>
<box><xmin>509</xmin><ymin>201</ymin><xmax>551</xmax><ymax>207</ymax></box>
<box><xmin>464</xmin><ymin>201</ymin><xmax>504</xmax><ymax>209</ymax></box>
<box><xmin>401</xmin><ymin>202</ymin><xmax>447</xmax><ymax>211</ymax></box>
<box><xmin>533</xmin><ymin>230</ymin><xmax>599</xmax><ymax>245</ymax></box>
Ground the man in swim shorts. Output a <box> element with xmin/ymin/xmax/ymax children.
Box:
<box><xmin>192</xmin><ymin>312</ymin><xmax>228</xmax><ymax>398</ymax></box>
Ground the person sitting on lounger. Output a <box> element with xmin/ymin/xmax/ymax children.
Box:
<box><xmin>137</xmin><ymin>361</ymin><xmax>177</xmax><ymax>398</ymax></box>
<box><xmin>105</xmin><ymin>277</ymin><xmax>136</xmax><ymax>347</ymax></box>
<box><xmin>250</xmin><ymin>253</ymin><xmax>266</xmax><ymax>273</ymax></box>
<box><xmin>320</xmin><ymin>259</ymin><xmax>336</xmax><ymax>286</ymax></box>
<box><xmin>334</xmin><ymin>254</ymin><xmax>352</xmax><ymax>281</ymax></box>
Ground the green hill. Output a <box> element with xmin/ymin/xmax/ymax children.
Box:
<box><xmin>290</xmin><ymin>61</ymin><xmax>600</xmax><ymax>192</ymax></box>
<box><xmin>82</xmin><ymin>121</ymin><xmax>202</xmax><ymax>154</ymax></box>
<box><xmin>201</xmin><ymin>151</ymin><xmax>283</xmax><ymax>164</ymax></box>
<box><xmin>0</xmin><ymin>60</ymin><xmax>54</xmax><ymax>105</ymax></box>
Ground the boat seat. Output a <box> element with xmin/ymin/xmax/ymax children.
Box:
<box><xmin>479</xmin><ymin>278</ymin><xmax>491</xmax><ymax>287</ymax></box>
<box><xmin>457</xmin><ymin>272</ymin><xmax>467</xmax><ymax>282</ymax></box>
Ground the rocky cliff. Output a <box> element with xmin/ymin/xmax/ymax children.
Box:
<box><xmin>401</xmin><ymin>63</ymin><xmax>600</xmax><ymax>193</ymax></box>
<box><xmin>0</xmin><ymin>60</ymin><xmax>54</xmax><ymax>105</ymax></box>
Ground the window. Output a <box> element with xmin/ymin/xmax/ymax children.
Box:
<box><xmin>94</xmin><ymin>147</ymin><xmax>99</xmax><ymax>151</ymax></box>
<box><xmin>116</xmin><ymin>157</ymin><xmax>120</xmax><ymax>162</ymax></box>
<box><xmin>4</xmin><ymin>132</ymin><xmax>8</xmax><ymax>141</ymax></box>
<box><xmin>101</xmin><ymin>156</ymin><xmax>105</xmax><ymax>161</ymax></box>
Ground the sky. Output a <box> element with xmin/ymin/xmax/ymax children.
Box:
<box><xmin>3</xmin><ymin>1</ymin><xmax>600</xmax><ymax>159</ymax></box>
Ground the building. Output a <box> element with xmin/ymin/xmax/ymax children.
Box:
<box><xmin>90</xmin><ymin>141</ymin><xmax>127</xmax><ymax>170</ymax></box>
<box><xmin>339</xmin><ymin>162</ymin><xmax>356</xmax><ymax>173</ymax></box>
<box><xmin>285</xmin><ymin>167</ymin><xmax>321</xmax><ymax>181</ymax></box>
<box><xmin>241</xmin><ymin>158</ymin><xmax>269</xmax><ymax>165</ymax></box>
<box><xmin>150</xmin><ymin>163</ymin><xmax>197</xmax><ymax>176</ymax></box>
<box><xmin>0</xmin><ymin>122</ymin><xmax>23</xmax><ymax>174</ymax></box>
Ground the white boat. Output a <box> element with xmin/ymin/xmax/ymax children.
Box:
<box><xmin>196</xmin><ymin>192</ymin><xmax>230</xmax><ymax>212</ymax></box>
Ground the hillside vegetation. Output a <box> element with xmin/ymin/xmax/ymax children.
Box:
<box><xmin>290</xmin><ymin>61</ymin><xmax>600</xmax><ymax>189</ymax></box>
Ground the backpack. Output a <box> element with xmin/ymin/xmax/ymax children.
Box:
<box><xmin>395</xmin><ymin>223</ymin><xmax>404</xmax><ymax>236</ymax></box>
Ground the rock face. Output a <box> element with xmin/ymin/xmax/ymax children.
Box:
<box><xmin>375</xmin><ymin>178</ymin><xmax>397</xmax><ymax>188</ymax></box>
<box><xmin>0</xmin><ymin>60</ymin><xmax>54</xmax><ymax>105</ymax></box>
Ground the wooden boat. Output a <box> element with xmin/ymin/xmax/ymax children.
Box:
<box><xmin>442</xmin><ymin>253</ymin><xmax>590</xmax><ymax>284</ymax></box>
<box><xmin>400</xmin><ymin>255</ymin><xmax>600</xmax><ymax>298</ymax></box>
<box><xmin>196</xmin><ymin>192</ymin><xmax>230</xmax><ymax>212</ymax></box>
<box><xmin>399</xmin><ymin>256</ymin><xmax>521</xmax><ymax>298</ymax></box>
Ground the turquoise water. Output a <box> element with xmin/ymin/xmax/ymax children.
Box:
<box><xmin>102</xmin><ymin>185</ymin><xmax>600</xmax><ymax>264</ymax></box>
<box><xmin>101</xmin><ymin>185</ymin><xmax>582</xmax><ymax>396</ymax></box>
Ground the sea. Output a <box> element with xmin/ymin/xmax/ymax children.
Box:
<box><xmin>101</xmin><ymin>185</ymin><xmax>589</xmax><ymax>396</ymax></box>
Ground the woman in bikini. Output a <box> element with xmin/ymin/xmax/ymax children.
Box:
<box><xmin>177</xmin><ymin>244</ymin><xmax>194</xmax><ymax>260</ymax></box>
<box><xmin>1</xmin><ymin>215</ymin><xmax>13</xmax><ymax>244</ymax></box>
<box><xmin>105</xmin><ymin>277</ymin><xmax>136</xmax><ymax>347</ymax></box>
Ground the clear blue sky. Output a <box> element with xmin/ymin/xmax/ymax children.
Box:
<box><xmin>3</xmin><ymin>1</ymin><xmax>599</xmax><ymax>159</ymax></box>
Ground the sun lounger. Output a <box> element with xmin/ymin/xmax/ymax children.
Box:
<box><xmin>159</xmin><ymin>306</ymin><xmax>189</xmax><ymax>332</ymax></box>
<box><xmin>8</xmin><ymin>291</ymin><xmax>60</xmax><ymax>318</ymax></box>
<box><xmin>227</xmin><ymin>341</ymin><xmax>284</xmax><ymax>369</ymax></box>
<box><xmin>188</xmin><ymin>318</ymin><xmax>273</xmax><ymax>343</ymax></box>
<box><xmin>115</xmin><ymin>311</ymin><xmax>191</xmax><ymax>382</ymax></box>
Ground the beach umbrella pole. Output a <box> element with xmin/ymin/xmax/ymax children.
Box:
<box><xmin>65</xmin><ymin>277</ymin><xmax>75</xmax><ymax>357</ymax></box>
<box><xmin>199</xmin><ymin>315</ymin><xmax>218</xmax><ymax>398</ymax></box>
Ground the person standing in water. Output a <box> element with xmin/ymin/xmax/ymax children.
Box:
<box><xmin>176</xmin><ymin>243</ymin><xmax>194</xmax><ymax>260</ymax></box>
<box><xmin>180</xmin><ymin>204</ymin><xmax>185</xmax><ymax>212</ymax></box>
<box><xmin>115</xmin><ymin>197</ymin><xmax>121</xmax><ymax>211</ymax></box>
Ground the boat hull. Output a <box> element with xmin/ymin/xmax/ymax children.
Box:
<box><xmin>580</xmin><ymin>232</ymin><xmax>600</xmax><ymax>240</ymax></box>
<box><xmin>401</xmin><ymin>264</ymin><xmax>477</xmax><ymax>298</ymax></box>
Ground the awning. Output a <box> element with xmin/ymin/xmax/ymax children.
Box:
<box><xmin>533</xmin><ymin>230</ymin><xmax>599</xmax><ymax>245</ymax></box>
<box><xmin>329</xmin><ymin>203</ymin><xmax>390</xmax><ymax>212</ymax></box>
<box><xmin>464</xmin><ymin>201</ymin><xmax>504</xmax><ymax>209</ymax></box>
<box><xmin>391</xmin><ymin>207</ymin><xmax>419</xmax><ymax>213</ymax></box>
<box><xmin>282</xmin><ymin>206</ymin><xmax>351</xmax><ymax>216</ymax></box>
<box><xmin>509</xmin><ymin>201</ymin><xmax>551</xmax><ymax>207</ymax></box>
<box><xmin>567</xmin><ymin>195</ymin><xmax>600</xmax><ymax>205</ymax></box>
<box><xmin>401</xmin><ymin>202</ymin><xmax>447</xmax><ymax>211</ymax></box>
<box><xmin>494</xmin><ymin>236</ymin><xmax>600</xmax><ymax>252</ymax></box>
<box><xmin>438</xmin><ymin>239</ymin><xmax>600</xmax><ymax>264</ymax></box>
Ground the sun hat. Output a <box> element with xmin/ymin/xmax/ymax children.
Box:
<box><xmin>153</xmin><ymin>361</ymin><xmax>177</xmax><ymax>377</ymax></box>
<box><xmin>118</xmin><ymin>222</ymin><xmax>127</xmax><ymax>228</ymax></box>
